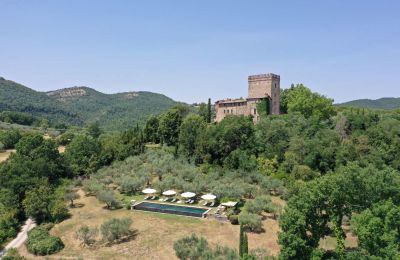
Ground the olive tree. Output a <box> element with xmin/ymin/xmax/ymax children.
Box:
<box><xmin>96</xmin><ymin>190</ymin><xmax>120</xmax><ymax>209</ymax></box>
<box><xmin>75</xmin><ymin>225</ymin><xmax>98</xmax><ymax>246</ymax></box>
<box><xmin>64</xmin><ymin>188</ymin><xmax>80</xmax><ymax>207</ymax></box>
<box><xmin>100</xmin><ymin>218</ymin><xmax>133</xmax><ymax>243</ymax></box>
<box><xmin>238</xmin><ymin>212</ymin><xmax>263</xmax><ymax>233</ymax></box>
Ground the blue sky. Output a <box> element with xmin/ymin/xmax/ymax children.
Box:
<box><xmin>1</xmin><ymin>0</ymin><xmax>399</xmax><ymax>103</ymax></box>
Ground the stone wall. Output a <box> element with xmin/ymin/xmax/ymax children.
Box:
<box><xmin>214</xmin><ymin>73</ymin><xmax>281</xmax><ymax>123</ymax></box>
<box><xmin>215</xmin><ymin>100</ymin><xmax>249</xmax><ymax>122</ymax></box>
<box><xmin>248</xmin><ymin>73</ymin><xmax>280</xmax><ymax>115</ymax></box>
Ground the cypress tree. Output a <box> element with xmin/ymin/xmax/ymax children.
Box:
<box><xmin>207</xmin><ymin>98</ymin><xmax>212</xmax><ymax>123</ymax></box>
<box><xmin>239</xmin><ymin>224</ymin><xmax>244</xmax><ymax>257</ymax></box>
<box><xmin>243</xmin><ymin>232</ymin><xmax>249</xmax><ymax>256</ymax></box>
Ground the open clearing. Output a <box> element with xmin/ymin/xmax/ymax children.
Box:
<box><xmin>58</xmin><ymin>145</ymin><xmax>65</xmax><ymax>153</ymax></box>
<box><xmin>0</xmin><ymin>149</ymin><xmax>15</xmax><ymax>162</ymax></box>
<box><xmin>18</xmin><ymin>190</ymin><xmax>281</xmax><ymax>259</ymax></box>
<box><xmin>17</xmin><ymin>190</ymin><xmax>357</xmax><ymax>259</ymax></box>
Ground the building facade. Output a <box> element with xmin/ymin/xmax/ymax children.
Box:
<box><xmin>215</xmin><ymin>73</ymin><xmax>280</xmax><ymax>123</ymax></box>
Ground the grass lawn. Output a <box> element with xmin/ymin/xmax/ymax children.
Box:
<box><xmin>0</xmin><ymin>149</ymin><xmax>15</xmax><ymax>162</ymax></box>
<box><xmin>17</xmin><ymin>190</ymin><xmax>358</xmax><ymax>259</ymax></box>
<box><xmin>18</xmin><ymin>190</ymin><xmax>281</xmax><ymax>259</ymax></box>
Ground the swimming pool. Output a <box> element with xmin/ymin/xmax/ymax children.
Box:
<box><xmin>133</xmin><ymin>201</ymin><xmax>210</xmax><ymax>218</ymax></box>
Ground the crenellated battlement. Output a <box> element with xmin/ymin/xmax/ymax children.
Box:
<box><xmin>248</xmin><ymin>73</ymin><xmax>280</xmax><ymax>81</ymax></box>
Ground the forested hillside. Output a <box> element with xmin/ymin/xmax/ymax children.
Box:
<box><xmin>0</xmin><ymin>77</ymin><xmax>179</xmax><ymax>131</ymax></box>
<box><xmin>0</xmin><ymin>77</ymin><xmax>81</xmax><ymax>125</ymax></box>
<box><xmin>337</xmin><ymin>97</ymin><xmax>400</xmax><ymax>110</ymax></box>
<box><xmin>47</xmin><ymin>87</ymin><xmax>178</xmax><ymax>131</ymax></box>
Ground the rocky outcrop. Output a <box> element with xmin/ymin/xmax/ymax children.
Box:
<box><xmin>47</xmin><ymin>87</ymin><xmax>88</xmax><ymax>101</ymax></box>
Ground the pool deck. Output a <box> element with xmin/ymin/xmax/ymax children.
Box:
<box><xmin>132</xmin><ymin>200</ymin><xmax>214</xmax><ymax>218</ymax></box>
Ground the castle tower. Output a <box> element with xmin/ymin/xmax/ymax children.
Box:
<box><xmin>248</xmin><ymin>73</ymin><xmax>280</xmax><ymax>114</ymax></box>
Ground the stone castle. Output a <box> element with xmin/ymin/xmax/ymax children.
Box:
<box><xmin>215</xmin><ymin>73</ymin><xmax>280</xmax><ymax>123</ymax></box>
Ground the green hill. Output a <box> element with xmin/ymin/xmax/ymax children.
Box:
<box><xmin>46</xmin><ymin>86</ymin><xmax>178</xmax><ymax>131</ymax></box>
<box><xmin>0</xmin><ymin>77</ymin><xmax>82</xmax><ymax>125</ymax></box>
<box><xmin>0</xmin><ymin>77</ymin><xmax>179</xmax><ymax>131</ymax></box>
<box><xmin>336</xmin><ymin>97</ymin><xmax>400</xmax><ymax>110</ymax></box>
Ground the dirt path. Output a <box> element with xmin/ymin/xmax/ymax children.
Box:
<box><xmin>0</xmin><ymin>149</ymin><xmax>15</xmax><ymax>162</ymax></box>
<box><xmin>0</xmin><ymin>218</ymin><xmax>36</xmax><ymax>257</ymax></box>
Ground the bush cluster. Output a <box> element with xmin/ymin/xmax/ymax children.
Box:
<box><xmin>26</xmin><ymin>225</ymin><xmax>64</xmax><ymax>255</ymax></box>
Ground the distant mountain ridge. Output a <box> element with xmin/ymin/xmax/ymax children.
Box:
<box><xmin>337</xmin><ymin>97</ymin><xmax>400</xmax><ymax>110</ymax></box>
<box><xmin>0</xmin><ymin>77</ymin><xmax>179</xmax><ymax>131</ymax></box>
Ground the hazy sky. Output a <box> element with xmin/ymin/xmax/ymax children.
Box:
<box><xmin>1</xmin><ymin>0</ymin><xmax>399</xmax><ymax>103</ymax></box>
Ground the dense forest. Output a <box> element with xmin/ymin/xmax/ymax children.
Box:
<box><xmin>0</xmin><ymin>77</ymin><xmax>178</xmax><ymax>131</ymax></box>
<box><xmin>0</xmin><ymin>77</ymin><xmax>80</xmax><ymax>126</ymax></box>
<box><xmin>337</xmin><ymin>97</ymin><xmax>400</xmax><ymax>110</ymax></box>
<box><xmin>1</xmin><ymin>83</ymin><xmax>399</xmax><ymax>259</ymax></box>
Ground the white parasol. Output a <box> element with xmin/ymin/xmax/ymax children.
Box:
<box><xmin>162</xmin><ymin>190</ymin><xmax>177</xmax><ymax>196</ymax></box>
<box><xmin>201</xmin><ymin>194</ymin><xmax>217</xmax><ymax>200</ymax></box>
<box><xmin>181</xmin><ymin>192</ymin><xmax>196</xmax><ymax>198</ymax></box>
<box><xmin>142</xmin><ymin>188</ymin><xmax>157</xmax><ymax>194</ymax></box>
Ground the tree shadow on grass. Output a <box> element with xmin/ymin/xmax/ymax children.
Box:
<box><xmin>70</xmin><ymin>203</ymin><xmax>85</xmax><ymax>208</ymax></box>
<box><xmin>101</xmin><ymin>205</ymin><xmax>123</xmax><ymax>210</ymax></box>
<box><xmin>244</xmin><ymin>227</ymin><xmax>266</xmax><ymax>234</ymax></box>
<box><xmin>104</xmin><ymin>229</ymin><xmax>139</xmax><ymax>246</ymax></box>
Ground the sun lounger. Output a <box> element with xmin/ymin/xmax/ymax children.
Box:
<box><xmin>209</xmin><ymin>202</ymin><xmax>215</xmax><ymax>207</ymax></box>
<box><xmin>171</xmin><ymin>198</ymin><xmax>177</xmax><ymax>203</ymax></box>
<box><xmin>203</xmin><ymin>201</ymin><xmax>208</xmax><ymax>206</ymax></box>
<box><xmin>144</xmin><ymin>196</ymin><xmax>150</xmax><ymax>200</ymax></box>
<box><xmin>189</xmin><ymin>200</ymin><xmax>195</xmax><ymax>204</ymax></box>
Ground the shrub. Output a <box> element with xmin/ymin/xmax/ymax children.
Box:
<box><xmin>0</xmin><ymin>210</ymin><xmax>20</xmax><ymax>246</ymax></box>
<box><xmin>26</xmin><ymin>225</ymin><xmax>64</xmax><ymax>255</ymax></box>
<box><xmin>100</xmin><ymin>218</ymin><xmax>133</xmax><ymax>243</ymax></box>
<box><xmin>174</xmin><ymin>233</ymin><xmax>211</xmax><ymax>259</ymax></box>
<box><xmin>174</xmin><ymin>234</ymin><xmax>239</xmax><ymax>260</ymax></box>
<box><xmin>238</xmin><ymin>212</ymin><xmax>263</xmax><ymax>232</ymax></box>
<box><xmin>229</xmin><ymin>214</ymin><xmax>239</xmax><ymax>225</ymax></box>
<box><xmin>75</xmin><ymin>225</ymin><xmax>98</xmax><ymax>246</ymax></box>
<box><xmin>244</xmin><ymin>195</ymin><xmax>275</xmax><ymax>215</ymax></box>
<box><xmin>51</xmin><ymin>200</ymin><xmax>70</xmax><ymax>223</ymax></box>
<box><xmin>3</xmin><ymin>248</ymin><xmax>26</xmax><ymax>260</ymax></box>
